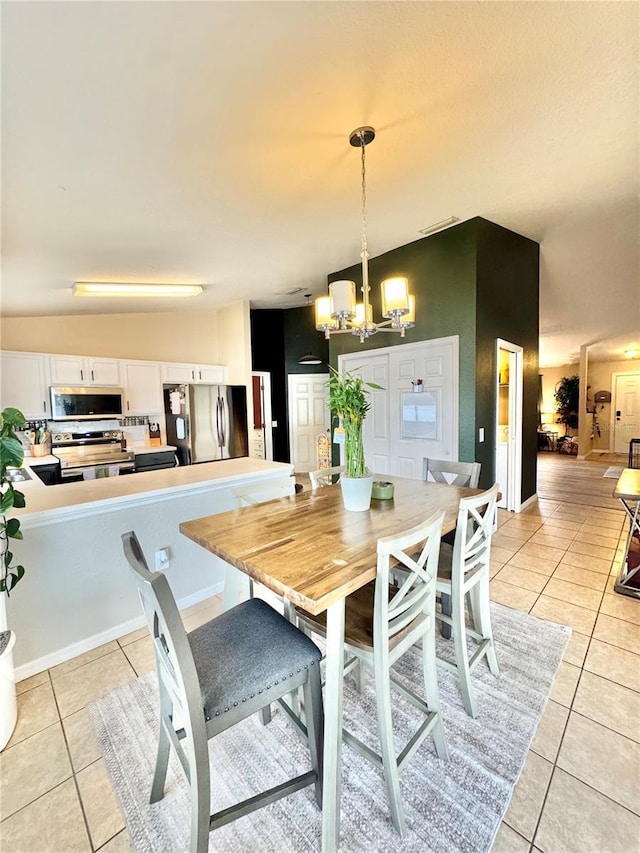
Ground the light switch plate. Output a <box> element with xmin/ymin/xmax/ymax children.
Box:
<box><xmin>479</xmin><ymin>427</ymin><xmax>485</xmax><ymax>442</ymax></box>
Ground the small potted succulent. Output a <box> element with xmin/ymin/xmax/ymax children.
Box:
<box><xmin>327</xmin><ymin>367</ymin><xmax>381</xmax><ymax>511</ymax></box>
<box><xmin>0</xmin><ymin>407</ymin><xmax>27</xmax><ymax>750</ymax></box>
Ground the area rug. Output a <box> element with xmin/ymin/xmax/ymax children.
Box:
<box><xmin>90</xmin><ymin>603</ymin><xmax>570</xmax><ymax>853</ymax></box>
<box><xmin>603</xmin><ymin>466</ymin><xmax>624</xmax><ymax>478</ymax></box>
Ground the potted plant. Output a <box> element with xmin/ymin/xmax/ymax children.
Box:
<box><xmin>0</xmin><ymin>407</ymin><xmax>27</xmax><ymax>750</ymax></box>
<box><xmin>327</xmin><ymin>367</ymin><xmax>381</xmax><ymax>511</ymax></box>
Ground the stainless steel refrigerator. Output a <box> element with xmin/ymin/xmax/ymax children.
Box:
<box><xmin>163</xmin><ymin>384</ymin><xmax>248</xmax><ymax>465</ymax></box>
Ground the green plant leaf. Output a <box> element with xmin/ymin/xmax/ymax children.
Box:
<box><xmin>1</xmin><ymin>408</ymin><xmax>26</xmax><ymax>430</ymax></box>
<box><xmin>0</xmin><ymin>489</ymin><xmax>15</xmax><ymax>513</ymax></box>
<box><xmin>4</xmin><ymin>550</ymin><xmax>13</xmax><ymax>567</ymax></box>
<box><xmin>6</xmin><ymin>517</ymin><xmax>22</xmax><ymax>539</ymax></box>
<box><xmin>8</xmin><ymin>566</ymin><xmax>25</xmax><ymax>590</ymax></box>
<box><xmin>12</xmin><ymin>489</ymin><xmax>25</xmax><ymax>508</ymax></box>
<box><xmin>0</xmin><ymin>436</ymin><xmax>25</xmax><ymax>470</ymax></box>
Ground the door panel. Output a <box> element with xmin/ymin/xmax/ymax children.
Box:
<box><xmin>288</xmin><ymin>375</ymin><xmax>330</xmax><ymax>473</ymax></box>
<box><xmin>613</xmin><ymin>373</ymin><xmax>640</xmax><ymax>453</ymax></box>
<box><xmin>341</xmin><ymin>338</ymin><xmax>458</xmax><ymax>479</ymax></box>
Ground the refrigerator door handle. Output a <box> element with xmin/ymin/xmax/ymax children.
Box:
<box><xmin>219</xmin><ymin>397</ymin><xmax>227</xmax><ymax>449</ymax></box>
<box><xmin>215</xmin><ymin>397</ymin><xmax>222</xmax><ymax>448</ymax></box>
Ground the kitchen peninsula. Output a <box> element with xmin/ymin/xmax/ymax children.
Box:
<box><xmin>8</xmin><ymin>457</ymin><xmax>294</xmax><ymax>678</ymax></box>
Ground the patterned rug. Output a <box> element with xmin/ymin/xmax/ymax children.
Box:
<box><xmin>90</xmin><ymin>603</ymin><xmax>570</xmax><ymax>853</ymax></box>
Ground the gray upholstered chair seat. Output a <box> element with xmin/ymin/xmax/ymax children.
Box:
<box><xmin>189</xmin><ymin>598</ymin><xmax>322</xmax><ymax>720</ymax></box>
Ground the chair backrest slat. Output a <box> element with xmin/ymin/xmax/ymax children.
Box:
<box><xmin>423</xmin><ymin>458</ymin><xmax>481</xmax><ymax>488</ymax></box>
<box><xmin>374</xmin><ymin>511</ymin><xmax>445</xmax><ymax>643</ymax></box>
<box><xmin>122</xmin><ymin>532</ymin><xmax>208</xmax><ymax>746</ymax></box>
<box><xmin>310</xmin><ymin>465</ymin><xmax>345</xmax><ymax>489</ymax></box>
<box><xmin>451</xmin><ymin>484</ymin><xmax>499</xmax><ymax>589</ymax></box>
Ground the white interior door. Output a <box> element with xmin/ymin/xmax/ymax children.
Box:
<box><xmin>340</xmin><ymin>337</ymin><xmax>458</xmax><ymax>479</ymax></box>
<box><xmin>287</xmin><ymin>374</ymin><xmax>329</xmax><ymax>473</ymax></box>
<box><xmin>613</xmin><ymin>372</ymin><xmax>640</xmax><ymax>453</ymax></box>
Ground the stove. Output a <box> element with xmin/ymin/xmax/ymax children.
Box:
<box><xmin>51</xmin><ymin>427</ymin><xmax>135</xmax><ymax>480</ymax></box>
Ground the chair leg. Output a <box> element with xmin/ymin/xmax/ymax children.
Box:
<box><xmin>303</xmin><ymin>664</ymin><xmax>324</xmax><ymax>808</ymax></box>
<box><xmin>353</xmin><ymin>659</ymin><xmax>364</xmax><ymax>694</ymax></box>
<box><xmin>373</xmin><ymin>652</ymin><xmax>406</xmax><ymax>836</ymax></box>
<box><xmin>260</xmin><ymin>705</ymin><xmax>272</xmax><ymax>725</ymax></box>
<box><xmin>439</xmin><ymin>592</ymin><xmax>452</xmax><ymax>639</ymax></box>
<box><xmin>150</xmin><ymin>689</ymin><xmax>172</xmax><ymax>803</ymax></box>
<box><xmin>422</xmin><ymin>625</ymin><xmax>449</xmax><ymax>761</ymax></box>
<box><xmin>452</xmin><ymin>587</ymin><xmax>476</xmax><ymax>718</ymax></box>
<box><xmin>188</xmin><ymin>733</ymin><xmax>212</xmax><ymax>853</ymax></box>
<box><xmin>477</xmin><ymin>573</ymin><xmax>499</xmax><ymax>676</ymax></box>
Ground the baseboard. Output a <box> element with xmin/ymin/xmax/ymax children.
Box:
<box><xmin>13</xmin><ymin>581</ymin><xmax>225</xmax><ymax>682</ymax></box>
<box><xmin>518</xmin><ymin>493</ymin><xmax>538</xmax><ymax>512</ymax></box>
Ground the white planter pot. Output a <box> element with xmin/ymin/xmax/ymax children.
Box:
<box><xmin>340</xmin><ymin>475</ymin><xmax>373</xmax><ymax>512</ymax></box>
<box><xmin>0</xmin><ymin>628</ymin><xmax>17</xmax><ymax>751</ymax></box>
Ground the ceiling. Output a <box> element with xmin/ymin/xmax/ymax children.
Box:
<box><xmin>1</xmin><ymin>1</ymin><xmax>638</xmax><ymax>367</ymax></box>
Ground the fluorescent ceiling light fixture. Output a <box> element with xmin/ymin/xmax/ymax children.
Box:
<box><xmin>72</xmin><ymin>282</ymin><xmax>203</xmax><ymax>298</ymax></box>
<box><xmin>418</xmin><ymin>216</ymin><xmax>460</xmax><ymax>235</ymax></box>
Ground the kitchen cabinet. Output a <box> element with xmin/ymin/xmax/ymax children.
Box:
<box><xmin>122</xmin><ymin>361</ymin><xmax>163</xmax><ymax>415</ymax></box>
<box><xmin>49</xmin><ymin>354</ymin><xmax>121</xmax><ymax>386</ymax></box>
<box><xmin>0</xmin><ymin>351</ymin><xmax>49</xmax><ymax>418</ymax></box>
<box><xmin>161</xmin><ymin>362</ymin><xmax>227</xmax><ymax>385</ymax></box>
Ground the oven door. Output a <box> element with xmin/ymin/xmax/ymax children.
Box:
<box><xmin>50</xmin><ymin>386</ymin><xmax>124</xmax><ymax>420</ymax></box>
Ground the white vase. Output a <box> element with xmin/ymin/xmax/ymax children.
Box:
<box><xmin>340</xmin><ymin>475</ymin><xmax>374</xmax><ymax>512</ymax></box>
<box><xmin>0</xmin><ymin>594</ymin><xmax>17</xmax><ymax>751</ymax></box>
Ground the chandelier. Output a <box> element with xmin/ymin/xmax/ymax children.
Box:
<box><xmin>315</xmin><ymin>126</ymin><xmax>415</xmax><ymax>343</ymax></box>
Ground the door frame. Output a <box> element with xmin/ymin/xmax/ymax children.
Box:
<box><xmin>611</xmin><ymin>371</ymin><xmax>640</xmax><ymax>453</ymax></box>
<box><xmin>287</xmin><ymin>373</ymin><xmax>330</xmax><ymax>473</ymax></box>
<box><xmin>496</xmin><ymin>339</ymin><xmax>524</xmax><ymax>512</ymax></box>
<box><xmin>251</xmin><ymin>371</ymin><xmax>274</xmax><ymax>460</ymax></box>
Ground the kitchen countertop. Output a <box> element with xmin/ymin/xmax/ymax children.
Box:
<box><xmin>15</xmin><ymin>456</ymin><xmax>294</xmax><ymax>522</ymax></box>
<box><xmin>131</xmin><ymin>445</ymin><xmax>176</xmax><ymax>454</ymax></box>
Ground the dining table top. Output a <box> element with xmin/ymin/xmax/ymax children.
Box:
<box><xmin>614</xmin><ymin>468</ymin><xmax>640</xmax><ymax>502</ymax></box>
<box><xmin>179</xmin><ymin>475</ymin><xmax>477</xmax><ymax>616</ymax></box>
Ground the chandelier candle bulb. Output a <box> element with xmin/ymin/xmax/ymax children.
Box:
<box><xmin>381</xmin><ymin>277</ymin><xmax>410</xmax><ymax>317</ymax></box>
<box><xmin>315</xmin><ymin>296</ymin><xmax>338</xmax><ymax>336</ymax></box>
<box><xmin>330</xmin><ymin>280</ymin><xmax>356</xmax><ymax>319</ymax></box>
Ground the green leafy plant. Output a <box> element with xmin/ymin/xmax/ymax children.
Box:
<box><xmin>326</xmin><ymin>367</ymin><xmax>382</xmax><ymax>478</ymax></box>
<box><xmin>554</xmin><ymin>375</ymin><xmax>579</xmax><ymax>436</ymax></box>
<box><xmin>0</xmin><ymin>408</ymin><xmax>27</xmax><ymax>594</ymax></box>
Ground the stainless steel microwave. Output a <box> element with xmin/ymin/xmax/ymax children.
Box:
<box><xmin>49</xmin><ymin>386</ymin><xmax>125</xmax><ymax>420</ymax></box>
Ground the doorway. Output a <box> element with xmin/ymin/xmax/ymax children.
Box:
<box><xmin>287</xmin><ymin>374</ymin><xmax>330</xmax><ymax>473</ymax></box>
<box><xmin>250</xmin><ymin>372</ymin><xmax>274</xmax><ymax>460</ymax></box>
<box><xmin>612</xmin><ymin>372</ymin><xmax>640</xmax><ymax>454</ymax></box>
<box><xmin>495</xmin><ymin>339</ymin><xmax>523</xmax><ymax>511</ymax></box>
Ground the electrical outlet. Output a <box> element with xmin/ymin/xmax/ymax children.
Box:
<box><xmin>479</xmin><ymin>427</ymin><xmax>485</xmax><ymax>442</ymax></box>
<box><xmin>155</xmin><ymin>548</ymin><xmax>170</xmax><ymax>571</ymax></box>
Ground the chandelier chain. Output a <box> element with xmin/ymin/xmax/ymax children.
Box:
<box><xmin>360</xmin><ymin>133</ymin><xmax>368</xmax><ymax>257</ymax></box>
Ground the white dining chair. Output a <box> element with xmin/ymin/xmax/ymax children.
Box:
<box><xmin>436</xmin><ymin>483</ymin><xmax>500</xmax><ymax>717</ymax></box>
<box><xmin>309</xmin><ymin>465</ymin><xmax>345</xmax><ymax>489</ymax></box>
<box><xmin>297</xmin><ymin>510</ymin><xmax>449</xmax><ymax>836</ymax></box>
<box><xmin>423</xmin><ymin>457</ymin><xmax>481</xmax><ymax>488</ymax></box>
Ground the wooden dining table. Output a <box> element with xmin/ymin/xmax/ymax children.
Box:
<box><xmin>180</xmin><ymin>474</ymin><xmax>478</xmax><ymax>852</ymax></box>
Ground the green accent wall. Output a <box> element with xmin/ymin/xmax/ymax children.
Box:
<box><xmin>475</xmin><ymin>219</ymin><xmax>540</xmax><ymax>499</ymax></box>
<box><xmin>327</xmin><ymin>217</ymin><xmax>540</xmax><ymax>501</ymax></box>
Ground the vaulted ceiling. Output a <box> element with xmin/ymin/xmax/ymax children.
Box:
<box><xmin>2</xmin><ymin>1</ymin><xmax>638</xmax><ymax>366</ymax></box>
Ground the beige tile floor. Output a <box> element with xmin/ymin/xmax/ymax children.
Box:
<box><xmin>2</xmin><ymin>456</ymin><xmax>639</xmax><ymax>852</ymax></box>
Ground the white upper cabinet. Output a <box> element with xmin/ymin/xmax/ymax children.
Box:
<box><xmin>122</xmin><ymin>361</ymin><xmax>163</xmax><ymax>415</ymax></box>
<box><xmin>0</xmin><ymin>351</ymin><xmax>49</xmax><ymax>419</ymax></box>
<box><xmin>161</xmin><ymin>362</ymin><xmax>227</xmax><ymax>385</ymax></box>
<box><xmin>49</xmin><ymin>354</ymin><xmax>121</xmax><ymax>386</ymax></box>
